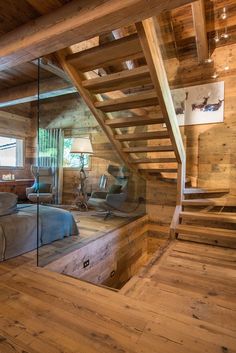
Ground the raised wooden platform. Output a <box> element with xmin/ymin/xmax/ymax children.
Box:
<box><xmin>0</xmin><ymin>240</ymin><xmax>236</xmax><ymax>353</ymax></box>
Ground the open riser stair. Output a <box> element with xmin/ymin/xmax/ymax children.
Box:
<box><xmin>56</xmin><ymin>17</ymin><xmax>185</xmax><ymax>184</ymax></box>
<box><xmin>175</xmin><ymin>187</ymin><xmax>236</xmax><ymax>248</ymax></box>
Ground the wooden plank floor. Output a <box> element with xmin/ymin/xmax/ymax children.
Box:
<box><xmin>121</xmin><ymin>240</ymin><xmax>236</xmax><ymax>333</ymax></box>
<box><xmin>0</xmin><ymin>240</ymin><xmax>236</xmax><ymax>352</ymax></box>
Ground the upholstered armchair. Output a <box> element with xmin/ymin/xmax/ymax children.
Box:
<box><xmin>88</xmin><ymin>165</ymin><xmax>129</xmax><ymax>219</ymax></box>
<box><xmin>26</xmin><ymin>166</ymin><xmax>56</xmax><ymax>204</ymax></box>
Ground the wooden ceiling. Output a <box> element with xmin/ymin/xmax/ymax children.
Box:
<box><xmin>0</xmin><ymin>0</ymin><xmax>235</xmax><ymax>117</ymax></box>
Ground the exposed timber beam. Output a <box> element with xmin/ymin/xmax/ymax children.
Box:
<box><xmin>191</xmin><ymin>0</ymin><xmax>208</xmax><ymax>63</ymax></box>
<box><xmin>0</xmin><ymin>0</ymin><xmax>196</xmax><ymax>71</ymax></box>
<box><xmin>0</xmin><ymin>78</ymin><xmax>76</xmax><ymax>108</ymax></box>
<box><xmin>32</xmin><ymin>58</ymin><xmax>70</xmax><ymax>82</ymax></box>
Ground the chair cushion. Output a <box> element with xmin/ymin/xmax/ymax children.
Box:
<box><xmin>108</xmin><ymin>184</ymin><xmax>122</xmax><ymax>194</ymax></box>
<box><xmin>32</xmin><ymin>182</ymin><xmax>51</xmax><ymax>193</ymax></box>
<box><xmin>28</xmin><ymin>193</ymin><xmax>53</xmax><ymax>203</ymax></box>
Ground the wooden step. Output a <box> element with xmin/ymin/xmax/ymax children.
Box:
<box><xmin>123</xmin><ymin>145</ymin><xmax>174</xmax><ymax>153</ymax></box>
<box><xmin>66</xmin><ymin>33</ymin><xmax>143</xmax><ymax>72</ymax></box>
<box><xmin>177</xmin><ymin>224</ymin><xmax>236</xmax><ymax>248</ymax></box>
<box><xmin>105</xmin><ymin>116</ymin><xmax>164</xmax><ymax>128</ymax></box>
<box><xmin>130</xmin><ymin>157</ymin><xmax>177</xmax><ymax>164</ymax></box>
<box><xmin>182</xmin><ymin>198</ymin><xmax>230</xmax><ymax>207</ymax></box>
<box><xmin>82</xmin><ymin>65</ymin><xmax>151</xmax><ymax>93</ymax></box>
<box><xmin>115</xmin><ymin>131</ymin><xmax>169</xmax><ymax>142</ymax></box>
<box><xmin>140</xmin><ymin>168</ymin><xmax>178</xmax><ymax>173</ymax></box>
<box><xmin>177</xmin><ymin>224</ymin><xmax>236</xmax><ymax>238</ymax></box>
<box><xmin>94</xmin><ymin>91</ymin><xmax>158</xmax><ymax>112</ymax></box>
<box><xmin>184</xmin><ymin>188</ymin><xmax>230</xmax><ymax>195</ymax></box>
<box><xmin>180</xmin><ymin>211</ymin><xmax>236</xmax><ymax>224</ymax></box>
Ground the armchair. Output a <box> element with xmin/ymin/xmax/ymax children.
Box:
<box><xmin>26</xmin><ymin>166</ymin><xmax>56</xmax><ymax>204</ymax></box>
<box><xmin>88</xmin><ymin>165</ymin><xmax>129</xmax><ymax>219</ymax></box>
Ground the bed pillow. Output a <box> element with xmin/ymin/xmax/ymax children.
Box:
<box><xmin>108</xmin><ymin>184</ymin><xmax>122</xmax><ymax>194</ymax></box>
<box><xmin>32</xmin><ymin>182</ymin><xmax>51</xmax><ymax>193</ymax></box>
<box><xmin>0</xmin><ymin>192</ymin><xmax>17</xmax><ymax>216</ymax></box>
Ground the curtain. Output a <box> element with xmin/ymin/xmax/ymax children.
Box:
<box><xmin>38</xmin><ymin>128</ymin><xmax>64</xmax><ymax>204</ymax></box>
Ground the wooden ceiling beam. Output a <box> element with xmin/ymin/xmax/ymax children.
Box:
<box><xmin>0</xmin><ymin>77</ymin><xmax>76</xmax><ymax>108</ymax></box>
<box><xmin>191</xmin><ymin>0</ymin><xmax>208</xmax><ymax>63</ymax></box>
<box><xmin>0</xmin><ymin>0</ymin><xmax>196</xmax><ymax>71</ymax></box>
<box><xmin>32</xmin><ymin>58</ymin><xmax>70</xmax><ymax>82</ymax></box>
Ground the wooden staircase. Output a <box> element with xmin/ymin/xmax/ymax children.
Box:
<box><xmin>54</xmin><ymin>16</ymin><xmax>236</xmax><ymax>249</ymax></box>
<box><xmin>56</xmin><ymin>17</ymin><xmax>185</xmax><ymax>187</ymax></box>
<box><xmin>175</xmin><ymin>187</ymin><xmax>236</xmax><ymax>248</ymax></box>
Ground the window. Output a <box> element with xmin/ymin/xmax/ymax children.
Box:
<box><xmin>63</xmin><ymin>138</ymin><xmax>90</xmax><ymax>168</ymax></box>
<box><xmin>0</xmin><ymin>136</ymin><xmax>24</xmax><ymax>168</ymax></box>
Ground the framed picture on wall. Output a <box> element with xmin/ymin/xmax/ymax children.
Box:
<box><xmin>171</xmin><ymin>81</ymin><xmax>225</xmax><ymax>126</ymax></box>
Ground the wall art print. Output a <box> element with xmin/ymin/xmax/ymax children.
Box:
<box><xmin>171</xmin><ymin>81</ymin><xmax>224</xmax><ymax>126</ymax></box>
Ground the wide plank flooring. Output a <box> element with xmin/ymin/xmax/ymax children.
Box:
<box><xmin>0</xmin><ymin>240</ymin><xmax>236</xmax><ymax>352</ymax></box>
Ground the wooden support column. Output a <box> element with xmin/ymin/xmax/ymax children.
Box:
<box><xmin>191</xmin><ymin>0</ymin><xmax>208</xmax><ymax>63</ymax></box>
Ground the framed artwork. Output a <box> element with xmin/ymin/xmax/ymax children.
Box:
<box><xmin>171</xmin><ymin>81</ymin><xmax>224</xmax><ymax>126</ymax></box>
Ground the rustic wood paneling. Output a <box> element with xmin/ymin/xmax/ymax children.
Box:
<box><xmin>46</xmin><ymin>216</ymin><xmax>149</xmax><ymax>289</ymax></box>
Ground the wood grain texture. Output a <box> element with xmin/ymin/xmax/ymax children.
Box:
<box><xmin>0</xmin><ymin>239</ymin><xmax>236</xmax><ymax>353</ymax></box>
<box><xmin>0</xmin><ymin>0</ymin><xmax>195</xmax><ymax>70</ymax></box>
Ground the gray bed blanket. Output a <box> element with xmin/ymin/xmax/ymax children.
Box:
<box><xmin>0</xmin><ymin>205</ymin><xmax>78</xmax><ymax>261</ymax></box>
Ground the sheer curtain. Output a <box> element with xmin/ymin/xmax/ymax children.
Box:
<box><xmin>38</xmin><ymin>128</ymin><xmax>64</xmax><ymax>204</ymax></box>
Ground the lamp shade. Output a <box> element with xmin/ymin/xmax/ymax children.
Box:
<box><xmin>70</xmin><ymin>137</ymin><xmax>94</xmax><ymax>154</ymax></box>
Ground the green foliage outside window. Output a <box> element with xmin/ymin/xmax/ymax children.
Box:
<box><xmin>63</xmin><ymin>138</ymin><xmax>90</xmax><ymax>168</ymax></box>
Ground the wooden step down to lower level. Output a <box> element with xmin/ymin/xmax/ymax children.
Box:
<box><xmin>180</xmin><ymin>211</ymin><xmax>236</xmax><ymax>224</ymax></box>
<box><xmin>184</xmin><ymin>188</ymin><xmax>230</xmax><ymax>195</ymax></box>
<box><xmin>182</xmin><ymin>198</ymin><xmax>233</xmax><ymax>207</ymax></box>
<box><xmin>105</xmin><ymin>116</ymin><xmax>164</xmax><ymax>128</ymax></box>
<box><xmin>115</xmin><ymin>131</ymin><xmax>169</xmax><ymax>141</ymax></box>
<box><xmin>94</xmin><ymin>91</ymin><xmax>158</xmax><ymax>112</ymax></box>
<box><xmin>176</xmin><ymin>224</ymin><xmax>236</xmax><ymax>248</ymax></box>
<box><xmin>82</xmin><ymin>65</ymin><xmax>152</xmax><ymax>93</ymax></box>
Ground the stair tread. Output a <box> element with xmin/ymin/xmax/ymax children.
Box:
<box><xmin>180</xmin><ymin>211</ymin><xmax>236</xmax><ymax>223</ymax></box>
<box><xmin>82</xmin><ymin>65</ymin><xmax>151</xmax><ymax>93</ymax></box>
<box><xmin>184</xmin><ymin>188</ymin><xmax>230</xmax><ymax>195</ymax></box>
<box><xmin>130</xmin><ymin>157</ymin><xmax>177</xmax><ymax>164</ymax></box>
<box><xmin>140</xmin><ymin>168</ymin><xmax>178</xmax><ymax>173</ymax></box>
<box><xmin>176</xmin><ymin>224</ymin><xmax>236</xmax><ymax>238</ymax></box>
<box><xmin>66</xmin><ymin>33</ymin><xmax>144</xmax><ymax>72</ymax></box>
<box><xmin>94</xmin><ymin>91</ymin><xmax>158</xmax><ymax>112</ymax></box>
<box><xmin>182</xmin><ymin>197</ymin><xmax>236</xmax><ymax>207</ymax></box>
<box><xmin>105</xmin><ymin>115</ymin><xmax>164</xmax><ymax>128</ymax></box>
<box><xmin>123</xmin><ymin>145</ymin><xmax>174</xmax><ymax>153</ymax></box>
<box><xmin>115</xmin><ymin>131</ymin><xmax>169</xmax><ymax>141</ymax></box>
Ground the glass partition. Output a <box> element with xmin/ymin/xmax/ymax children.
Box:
<box><xmin>36</xmin><ymin>55</ymin><xmax>147</xmax><ymax>271</ymax></box>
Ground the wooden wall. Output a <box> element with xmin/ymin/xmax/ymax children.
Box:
<box><xmin>146</xmin><ymin>42</ymin><xmax>236</xmax><ymax>225</ymax></box>
<box><xmin>46</xmin><ymin>216</ymin><xmax>149</xmax><ymax>289</ymax></box>
<box><xmin>167</xmin><ymin>43</ymin><xmax>236</xmax><ymax>195</ymax></box>
<box><xmin>0</xmin><ymin>110</ymin><xmax>36</xmax><ymax>180</ymax></box>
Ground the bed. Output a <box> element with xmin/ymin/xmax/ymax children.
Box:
<box><xmin>0</xmin><ymin>204</ymin><xmax>79</xmax><ymax>261</ymax></box>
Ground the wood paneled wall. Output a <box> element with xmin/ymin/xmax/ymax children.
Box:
<box><xmin>46</xmin><ymin>216</ymin><xmax>149</xmax><ymax>289</ymax></box>
<box><xmin>146</xmin><ymin>42</ymin><xmax>236</xmax><ymax>225</ymax></box>
<box><xmin>0</xmin><ymin>110</ymin><xmax>36</xmax><ymax>179</ymax></box>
